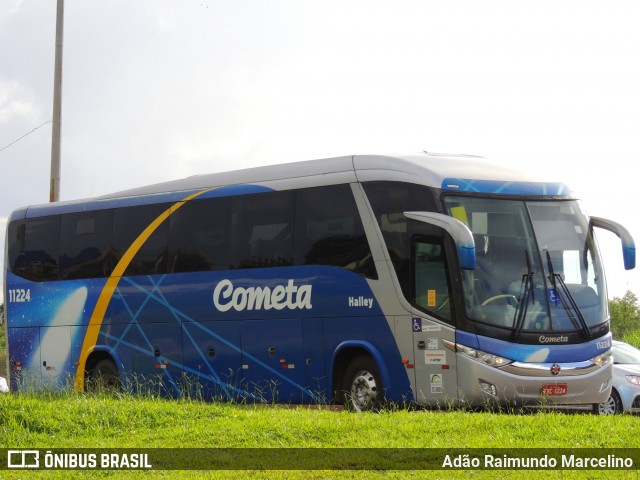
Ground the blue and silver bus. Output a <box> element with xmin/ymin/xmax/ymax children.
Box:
<box><xmin>3</xmin><ymin>153</ymin><xmax>635</xmax><ymax>410</ymax></box>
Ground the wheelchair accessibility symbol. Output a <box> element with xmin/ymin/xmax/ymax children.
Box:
<box><xmin>412</xmin><ymin>317</ymin><xmax>422</xmax><ymax>332</ymax></box>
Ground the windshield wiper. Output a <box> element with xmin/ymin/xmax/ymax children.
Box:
<box><xmin>545</xmin><ymin>251</ymin><xmax>592</xmax><ymax>339</ymax></box>
<box><xmin>513</xmin><ymin>250</ymin><xmax>535</xmax><ymax>340</ymax></box>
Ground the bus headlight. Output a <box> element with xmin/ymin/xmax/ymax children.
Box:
<box><xmin>591</xmin><ymin>349</ymin><xmax>612</xmax><ymax>367</ymax></box>
<box><xmin>456</xmin><ymin>343</ymin><xmax>513</xmax><ymax>368</ymax></box>
<box><xmin>481</xmin><ymin>353</ymin><xmax>512</xmax><ymax>367</ymax></box>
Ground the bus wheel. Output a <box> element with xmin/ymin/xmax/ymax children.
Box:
<box><xmin>87</xmin><ymin>359</ymin><xmax>121</xmax><ymax>393</ymax></box>
<box><xmin>594</xmin><ymin>389</ymin><xmax>622</xmax><ymax>415</ymax></box>
<box><xmin>342</xmin><ymin>355</ymin><xmax>384</xmax><ymax>412</ymax></box>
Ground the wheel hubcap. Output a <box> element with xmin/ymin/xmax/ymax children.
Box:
<box><xmin>598</xmin><ymin>395</ymin><xmax>617</xmax><ymax>415</ymax></box>
<box><xmin>350</xmin><ymin>370</ymin><xmax>378</xmax><ymax>411</ymax></box>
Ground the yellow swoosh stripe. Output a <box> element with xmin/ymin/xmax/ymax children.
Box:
<box><xmin>74</xmin><ymin>188</ymin><xmax>214</xmax><ymax>391</ymax></box>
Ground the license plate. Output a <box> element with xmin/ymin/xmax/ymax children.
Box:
<box><xmin>541</xmin><ymin>384</ymin><xmax>567</xmax><ymax>396</ymax></box>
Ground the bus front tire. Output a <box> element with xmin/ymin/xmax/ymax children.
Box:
<box><xmin>342</xmin><ymin>355</ymin><xmax>384</xmax><ymax>412</ymax></box>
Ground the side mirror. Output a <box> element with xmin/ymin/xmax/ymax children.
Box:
<box><xmin>591</xmin><ymin>216</ymin><xmax>636</xmax><ymax>270</ymax></box>
<box><xmin>404</xmin><ymin>211</ymin><xmax>476</xmax><ymax>270</ymax></box>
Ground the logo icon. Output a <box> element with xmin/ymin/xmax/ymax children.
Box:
<box><xmin>550</xmin><ymin>364</ymin><xmax>561</xmax><ymax>376</ymax></box>
<box><xmin>7</xmin><ymin>450</ymin><xmax>40</xmax><ymax>469</ymax></box>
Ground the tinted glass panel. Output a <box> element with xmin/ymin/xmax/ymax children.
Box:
<box><xmin>60</xmin><ymin>210</ymin><xmax>113</xmax><ymax>279</ymax></box>
<box><xmin>229</xmin><ymin>191</ymin><xmax>294</xmax><ymax>269</ymax></box>
<box><xmin>7</xmin><ymin>221</ymin><xmax>25</xmax><ymax>275</ymax></box>
<box><xmin>9</xmin><ymin>217</ymin><xmax>60</xmax><ymax>281</ymax></box>
<box><xmin>169</xmin><ymin>197</ymin><xmax>231</xmax><ymax>272</ymax></box>
<box><xmin>364</xmin><ymin>182</ymin><xmax>439</xmax><ymax>294</ymax></box>
<box><xmin>114</xmin><ymin>204</ymin><xmax>170</xmax><ymax>276</ymax></box>
<box><xmin>296</xmin><ymin>185</ymin><xmax>375</xmax><ymax>277</ymax></box>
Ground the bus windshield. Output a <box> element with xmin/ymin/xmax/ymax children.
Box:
<box><xmin>443</xmin><ymin>197</ymin><xmax>607</xmax><ymax>335</ymax></box>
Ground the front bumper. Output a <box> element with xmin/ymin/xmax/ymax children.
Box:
<box><xmin>456</xmin><ymin>354</ymin><xmax>612</xmax><ymax>407</ymax></box>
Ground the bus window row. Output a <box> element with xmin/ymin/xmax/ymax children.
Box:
<box><xmin>8</xmin><ymin>184</ymin><xmax>377</xmax><ymax>282</ymax></box>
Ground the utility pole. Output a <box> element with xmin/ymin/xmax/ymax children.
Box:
<box><xmin>50</xmin><ymin>0</ymin><xmax>64</xmax><ymax>202</ymax></box>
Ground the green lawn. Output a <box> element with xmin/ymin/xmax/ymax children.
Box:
<box><xmin>2</xmin><ymin>323</ymin><xmax>639</xmax><ymax>478</ymax></box>
<box><xmin>1</xmin><ymin>392</ymin><xmax>639</xmax><ymax>479</ymax></box>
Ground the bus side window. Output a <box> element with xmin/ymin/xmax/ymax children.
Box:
<box><xmin>230</xmin><ymin>191</ymin><xmax>295</xmax><ymax>269</ymax></box>
<box><xmin>169</xmin><ymin>197</ymin><xmax>231</xmax><ymax>273</ymax></box>
<box><xmin>9</xmin><ymin>217</ymin><xmax>60</xmax><ymax>282</ymax></box>
<box><xmin>114</xmin><ymin>204</ymin><xmax>170</xmax><ymax>276</ymax></box>
<box><xmin>60</xmin><ymin>210</ymin><xmax>114</xmax><ymax>280</ymax></box>
<box><xmin>362</xmin><ymin>181</ymin><xmax>439</xmax><ymax>297</ymax></box>
<box><xmin>295</xmin><ymin>185</ymin><xmax>376</xmax><ymax>278</ymax></box>
<box><xmin>8</xmin><ymin>221</ymin><xmax>26</xmax><ymax>277</ymax></box>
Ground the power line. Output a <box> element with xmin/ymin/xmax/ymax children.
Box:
<box><xmin>0</xmin><ymin>120</ymin><xmax>52</xmax><ymax>153</ymax></box>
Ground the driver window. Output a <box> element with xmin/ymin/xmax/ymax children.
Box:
<box><xmin>413</xmin><ymin>237</ymin><xmax>452</xmax><ymax>322</ymax></box>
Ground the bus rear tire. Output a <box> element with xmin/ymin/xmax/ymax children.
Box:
<box><xmin>87</xmin><ymin>359</ymin><xmax>121</xmax><ymax>393</ymax></box>
<box><xmin>342</xmin><ymin>355</ymin><xmax>384</xmax><ymax>412</ymax></box>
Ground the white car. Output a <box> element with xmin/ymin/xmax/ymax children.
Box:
<box><xmin>595</xmin><ymin>341</ymin><xmax>640</xmax><ymax>415</ymax></box>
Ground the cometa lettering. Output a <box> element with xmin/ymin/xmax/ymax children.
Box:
<box><xmin>539</xmin><ymin>335</ymin><xmax>569</xmax><ymax>344</ymax></box>
<box><xmin>213</xmin><ymin>279</ymin><xmax>313</xmax><ymax>312</ymax></box>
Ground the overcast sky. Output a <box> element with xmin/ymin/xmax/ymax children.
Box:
<box><xmin>1</xmin><ymin>0</ymin><xmax>639</xmax><ymax>305</ymax></box>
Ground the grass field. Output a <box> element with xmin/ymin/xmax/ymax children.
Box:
<box><xmin>2</xmin><ymin>323</ymin><xmax>640</xmax><ymax>479</ymax></box>
<box><xmin>1</xmin><ymin>390</ymin><xmax>640</xmax><ymax>479</ymax></box>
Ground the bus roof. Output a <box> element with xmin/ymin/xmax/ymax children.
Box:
<box><xmin>12</xmin><ymin>152</ymin><xmax>573</xmax><ymax>219</ymax></box>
